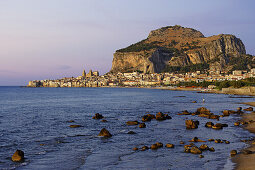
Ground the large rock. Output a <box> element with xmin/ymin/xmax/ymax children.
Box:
<box><xmin>12</xmin><ymin>150</ymin><xmax>24</xmax><ymax>162</ymax></box>
<box><xmin>98</xmin><ymin>128</ymin><xmax>112</xmax><ymax>137</ymax></box>
<box><xmin>185</xmin><ymin>120</ymin><xmax>199</xmax><ymax>129</ymax></box>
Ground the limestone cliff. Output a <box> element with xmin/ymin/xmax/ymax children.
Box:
<box><xmin>110</xmin><ymin>25</ymin><xmax>251</xmax><ymax>73</ymax></box>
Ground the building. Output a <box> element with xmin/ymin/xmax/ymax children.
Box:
<box><xmin>82</xmin><ymin>69</ymin><xmax>86</xmax><ymax>77</ymax></box>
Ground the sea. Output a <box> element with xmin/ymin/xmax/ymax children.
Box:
<box><xmin>0</xmin><ymin>86</ymin><xmax>254</xmax><ymax>170</ymax></box>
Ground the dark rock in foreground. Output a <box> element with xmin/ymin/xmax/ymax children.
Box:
<box><xmin>12</xmin><ymin>150</ymin><xmax>24</xmax><ymax>162</ymax></box>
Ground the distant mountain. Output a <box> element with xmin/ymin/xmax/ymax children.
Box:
<box><xmin>110</xmin><ymin>25</ymin><xmax>254</xmax><ymax>73</ymax></box>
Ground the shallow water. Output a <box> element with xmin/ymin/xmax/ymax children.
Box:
<box><xmin>0</xmin><ymin>87</ymin><xmax>254</xmax><ymax>170</ymax></box>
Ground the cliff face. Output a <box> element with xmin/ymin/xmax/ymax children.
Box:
<box><xmin>110</xmin><ymin>25</ymin><xmax>247</xmax><ymax>73</ymax></box>
<box><xmin>111</xmin><ymin>49</ymin><xmax>172</xmax><ymax>73</ymax></box>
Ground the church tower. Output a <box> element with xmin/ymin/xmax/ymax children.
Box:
<box><xmin>82</xmin><ymin>69</ymin><xmax>86</xmax><ymax>77</ymax></box>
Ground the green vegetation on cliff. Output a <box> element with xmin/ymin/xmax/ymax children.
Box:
<box><xmin>116</xmin><ymin>40</ymin><xmax>157</xmax><ymax>52</ymax></box>
<box><xmin>116</xmin><ymin>39</ymin><xmax>180</xmax><ymax>54</ymax></box>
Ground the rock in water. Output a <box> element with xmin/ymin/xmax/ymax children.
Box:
<box><xmin>127</xmin><ymin>131</ymin><xmax>136</xmax><ymax>134</ymax></box>
<box><xmin>190</xmin><ymin>146</ymin><xmax>202</xmax><ymax>154</ymax></box>
<box><xmin>126</xmin><ymin>121</ymin><xmax>139</xmax><ymax>125</ymax></box>
<box><xmin>199</xmin><ymin>155</ymin><xmax>204</xmax><ymax>158</ymax></box>
<box><xmin>69</xmin><ymin>125</ymin><xmax>82</xmax><ymax>128</ymax></box>
<box><xmin>151</xmin><ymin>144</ymin><xmax>158</xmax><ymax>150</ymax></box>
<box><xmin>98</xmin><ymin>128</ymin><xmax>112</xmax><ymax>137</ymax></box>
<box><xmin>156</xmin><ymin>142</ymin><xmax>163</xmax><ymax>148</ymax></box>
<box><xmin>139</xmin><ymin>123</ymin><xmax>146</xmax><ymax>128</ymax></box>
<box><xmin>132</xmin><ymin>147</ymin><xmax>138</xmax><ymax>151</ymax></box>
<box><xmin>92</xmin><ymin>113</ymin><xmax>104</xmax><ymax>119</ymax></box>
<box><xmin>209</xmin><ymin>147</ymin><xmax>215</xmax><ymax>152</ymax></box>
<box><xmin>199</xmin><ymin>144</ymin><xmax>209</xmax><ymax>151</ymax></box>
<box><xmin>196</xmin><ymin>107</ymin><xmax>210</xmax><ymax>114</ymax></box>
<box><xmin>244</xmin><ymin>107</ymin><xmax>253</xmax><ymax>111</ymax></box>
<box><xmin>12</xmin><ymin>150</ymin><xmax>24</xmax><ymax>162</ymax></box>
<box><xmin>237</xmin><ymin>107</ymin><xmax>242</xmax><ymax>111</ymax></box>
<box><xmin>185</xmin><ymin>120</ymin><xmax>199</xmax><ymax>129</ymax></box>
<box><xmin>212</xmin><ymin>123</ymin><xmax>223</xmax><ymax>130</ymax></box>
<box><xmin>156</xmin><ymin>112</ymin><xmax>166</xmax><ymax>121</ymax></box>
<box><xmin>230</xmin><ymin>150</ymin><xmax>237</xmax><ymax>157</ymax></box>
<box><xmin>165</xmin><ymin>144</ymin><xmax>175</xmax><ymax>148</ymax></box>
<box><xmin>205</xmin><ymin>122</ymin><xmax>214</xmax><ymax>128</ymax></box>
<box><xmin>222</xmin><ymin>110</ymin><xmax>230</xmax><ymax>116</ymax></box>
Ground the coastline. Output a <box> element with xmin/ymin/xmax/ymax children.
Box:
<box><xmin>232</xmin><ymin>102</ymin><xmax>255</xmax><ymax>170</ymax></box>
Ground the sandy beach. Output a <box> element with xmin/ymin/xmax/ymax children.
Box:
<box><xmin>232</xmin><ymin>102</ymin><xmax>255</xmax><ymax>170</ymax></box>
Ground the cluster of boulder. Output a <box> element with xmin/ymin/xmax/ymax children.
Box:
<box><xmin>182</xmin><ymin>138</ymin><xmax>216</xmax><ymax>158</ymax></box>
<box><xmin>205</xmin><ymin>122</ymin><xmax>228</xmax><ymax>130</ymax></box>
<box><xmin>126</xmin><ymin>112</ymin><xmax>171</xmax><ymax>129</ymax></box>
<box><xmin>222</xmin><ymin>106</ymin><xmax>253</xmax><ymax>117</ymax></box>
<box><xmin>142</xmin><ymin>112</ymin><xmax>172</xmax><ymax>122</ymax></box>
<box><xmin>234</xmin><ymin>120</ymin><xmax>255</xmax><ymax>126</ymax></box>
<box><xmin>133</xmin><ymin>142</ymin><xmax>175</xmax><ymax>151</ymax></box>
<box><xmin>207</xmin><ymin>138</ymin><xmax>230</xmax><ymax>144</ymax></box>
<box><xmin>184</xmin><ymin>143</ymin><xmax>215</xmax><ymax>155</ymax></box>
<box><xmin>179</xmin><ymin>107</ymin><xmax>220</xmax><ymax>120</ymax></box>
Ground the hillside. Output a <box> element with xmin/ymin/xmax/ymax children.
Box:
<box><xmin>110</xmin><ymin>25</ymin><xmax>254</xmax><ymax>73</ymax></box>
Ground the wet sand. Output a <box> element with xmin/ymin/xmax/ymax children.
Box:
<box><xmin>232</xmin><ymin>103</ymin><xmax>255</xmax><ymax>170</ymax></box>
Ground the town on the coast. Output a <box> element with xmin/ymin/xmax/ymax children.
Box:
<box><xmin>28</xmin><ymin>25</ymin><xmax>255</xmax><ymax>95</ymax></box>
<box><xmin>28</xmin><ymin>68</ymin><xmax>255</xmax><ymax>89</ymax></box>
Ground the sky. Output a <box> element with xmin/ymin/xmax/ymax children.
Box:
<box><xmin>0</xmin><ymin>0</ymin><xmax>255</xmax><ymax>86</ymax></box>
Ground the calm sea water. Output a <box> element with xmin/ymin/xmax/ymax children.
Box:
<box><xmin>0</xmin><ymin>87</ymin><xmax>254</xmax><ymax>170</ymax></box>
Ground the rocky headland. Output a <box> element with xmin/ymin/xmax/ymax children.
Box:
<box><xmin>111</xmin><ymin>25</ymin><xmax>253</xmax><ymax>73</ymax></box>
